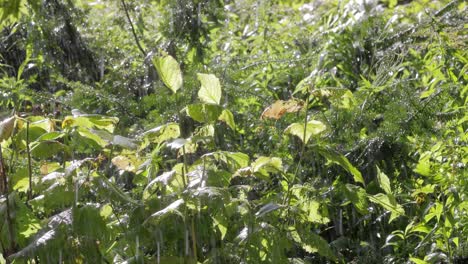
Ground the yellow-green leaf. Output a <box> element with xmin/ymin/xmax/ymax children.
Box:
<box><xmin>0</xmin><ymin>116</ymin><xmax>15</xmax><ymax>142</ymax></box>
<box><xmin>197</xmin><ymin>73</ymin><xmax>222</xmax><ymax>105</ymax></box>
<box><xmin>284</xmin><ymin>120</ymin><xmax>326</xmax><ymax>143</ymax></box>
<box><xmin>153</xmin><ymin>55</ymin><xmax>183</xmax><ymax>94</ymax></box>
<box><xmin>377</xmin><ymin>166</ymin><xmax>392</xmax><ymax>194</ymax></box>
<box><xmin>219</xmin><ymin>109</ymin><xmax>236</xmax><ymax>129</ymax></box>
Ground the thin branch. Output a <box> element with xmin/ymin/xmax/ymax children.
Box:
<box><xmin>26</xmin><ymin>121</ymin><xmax>33</xmax><ymax>200</ymax></box>
<box><xmin>120</xmin><ymin>0</ymin><xmax>147</xmax><ymax>57</ymax></box>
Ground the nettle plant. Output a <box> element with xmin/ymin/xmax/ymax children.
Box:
<box><xmin>0</xmin><ymin>51</ymin><xmax>355</xmax><ymax>263</ymax></box>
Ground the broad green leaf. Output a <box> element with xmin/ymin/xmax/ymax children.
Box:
<box><xmin>112</xmin><ymin>155</ymin><xmax>136</xmax><ymax>172</ymax></box>
<box><xmin>35</xmin><ymin>131</ymin><xmax>63</xmax><ymax>141</ymax></box>
<box><xmin>252</xmin><ymin>156</ymin><xmax>283</xmax><ymax>173</ymax></box>
<box><xmin>318</xmin><ymin>147</ymin><xmax>365</xmax><ymax>185</ymax></box>
<box><xmin>77</xmin><ymin>127</ymin><xmax>109</xmax><ymax>148</ymax></box>
<box><xmin>255</xmin><ymin>203</ymin><xmax>282</xmax><ymax>218</ymax></box>
<box><xmin>197</xmin><ymin>73</ymin><xmax>222</xmax><ymax>105</ymax></box>
<box><xmin>368</xmin><ymin>193</ymin><xmax>405</xmax><ymax>223</ymax></box>
<box><xmin>73</xmin><ymin>204</ymin><xmax>107</xmax><ymax>239</ymax></box>
<box><xmin>414</xmin><ymin>154</ymin><xmax>432</xmax><ymax>177</ymax></box>
<box><xmin>289</xmin><ymin>227</ymin><xmax>337</xmax><ymax>261</ymax></box>
<box><xmin>30</xmin><ymin>140</ymin><xmax>66</xmax><ymax>159</ymax></box>
<box><xmin>112</xmin><ymin>135</ymin><xmax>138</xmax><ymax>149</ymax></box>
<box><xmin>409</xmin><ymin>257</ymin><xmax>429</xmax><ymax>264</ymax></box>
<box><xmin>343</xmin><ymin>184</ymin><xmax>369</xmax><ymax>214</ymax></box>
<box><xmin>0</xmin><ymin>116</ymin><xmax>15</xmax><ymax>142</ymax></box>
<box><xmin>186</xmin><ymin>104</ymin><xmax>223</xmax><ymax>123</ymax></box>
<box><xmin>29</xmin><ymin>118</ymin><xmax>55</xmax><ymax>132</ymax></box>
<box><xmin>213</xmin><ymin>214</ymin><xmax>228</xmax><ymax>240</ymax></box>
<box><xmin>62</xmin><ymin>115</ymin><xmax>119</xmax><ymax>133</ymax></box>
<box><xmin>152</xmin><ymin>55</ymin><xmax>182</xmax><ymax>93</ymax></box>
<box><xmin>203</xmin><ymin>151</ymin><xmax>250</xmax><ymax>171</ymax></box>
<box><xmin>94</xmin><ymin>176</ymin><xmax>140</xmax><ymax>205</ymax></box>
<box><xmin>144</xmin><ymin>199</ymin><xmax>185</xmax><ymax>224</ymax></box>
<box><xmin>143</xmin><ymin>123</ymin><xmax>180</xmax><ymax>144</ymax></box>
<box><xmin>284</xmin><ymin>120</ymin><xmax>326</xmax><ymax>144</ymax></box>
<box><xmin>15</xmin><ymin>196</ymin><xmax>41</xmax><ymax>246</ymax></box>
<box><xmin>302</xmin><ymin>200</ymin><xmax>330</xmax><ymax>224</ymax></box>
<box><xmin>167</xmin><ymin>138</ymin><xmax>188</xmax><ymax>150</ymax></box>
<box><xmin>219</xmin><ymin>109</ymin><xmax>236</xmax><ymax>129</ymax></box>
<box><xmin>377</xmin><ymin>166</ymin><xmax>392</xmax><ymax>194</ymax></box>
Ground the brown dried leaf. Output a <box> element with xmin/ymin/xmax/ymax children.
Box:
<box><xmin>260</xmin><ymin>100</ymin><xmax>303</xmax><ymax>120</ymax></box>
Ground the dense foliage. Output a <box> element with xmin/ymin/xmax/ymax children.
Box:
<box><xmin>0</xmin><ymin>0</ymin><xmax>467</xmax><ymax>263</ymax></box>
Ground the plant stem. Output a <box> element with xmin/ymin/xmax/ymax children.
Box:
<box><xmin>0</xmin><ymin>145</ymin><xmax>16</xmax><ymax>259</ymax></box>
<box><xmin>26</xmin><ymin>121</ymin><xmax>33</xmax><ymax>200</ymax></box>
<box><xmin>121</xmin><ymin>0</ymin><xmax>147</xmax><ymax>57</ymax></box>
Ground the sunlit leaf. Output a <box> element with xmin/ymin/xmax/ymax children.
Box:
<box><xmin>284</xmin><ymin>120</ymin><xmax>326</xmax><ymax>143</ymax></box>
<box><xmin>153</xmin><ymin>54</ymin><xmax>183</xmax><ymax>93</ymax></box>
<box><xmin>255</xmin><ymin>203</ymin><xmax>282</xmax><ymax>218</ymax></box>
<box><xmin>186</xmin><ymin>104</ymin><xmax>223</xmax><ymax>123</ymax></box>
<box><xmin>252</xmin><ymin>156</ymin><xmax>283</xmax><ymax>174</ymax></box>
<box><xmin>368</xmin><ymin>193</ymin><xmax>405</xmax><ymax>223</ymax></box>
<box><xmin>113</xmin><ymin>135</ymin><xmax>138</xmax><ymax>149</ymax></box>
<box><xmin>219</xmin><ymin>109</ymin><xmax>236</xmax><ymax>129</ymax></box>
<box><xmin>167</xmin><ymin>138</ymin><xmax>188</xmax><ymax>150</ymax></box>
<box><xmin>197</xmin><ymin>73</ymin><xmax>222</xmax><ymax>105</ymax></box>
<box><xmin>112</xmin><ymin>155</ymin><xmax>135</xmax><ymax>172</ymax></box>
<box><xmin>0</xmin><ymin>116</ymin><xmax>15</xmax><ymax>142</ymax></box>
<box><xmin>62</xmin><ymin>115</ymin><xmax>119</xmax><ymax>133</ymax></box>
<box><xmin>144</xmin><ymin>199</ymin><xmax>185</xmax><ymax>224</ymax></box>
<box><xmin>317</xmin><ymin>147</ymin><xmax>365</xmax><ymax>185</ymax></box>
<box><xmin>409</xmin><ymin>257</ymin><xmax>429</xmax><ymax>264</ymax></box>
<box><xmin>377</xmin><ymin>166</ymin><xmax>392</xmax><ymax>194</ymax></box>
<box><xmin>142</xmin><ymin>123</ymin><xmax>180</xmax><ymax>144</ymax></box>
<box><xmin>260</xmin><ymin>99</ymin><xmax>303</xmax><ymax>120</ymax></box>
<box><xmin>343</xmin><ymin>184</ymin><xmax>368</xmax><ymax>214</ymax></box>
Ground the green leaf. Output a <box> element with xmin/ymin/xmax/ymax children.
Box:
<box><xmin>197</xmin><ymin>73</ymin><xmax>222</xmax><ymax>105</ymax></box>
<box><xmin>255</xmin><ymin>203</ymin><xmax>282</xmax><ymax>218</ymax></box>
<box><xmin>343</xmin><ymin>184</ymin><xmax>369</xmax><ymax>214</ymax></box>
<box><xmin>368</xmin><ymin>193</ymin><xmax>405</xmax><ymax>223</ymax></box>
<box><xmin>289</xmin><ymin>227</ymin><xmax>337</xmax><ymax>261</ymax></box>
<box><xmin>317</xmin><ymin>147</ymin><xmax>365</xmax><ymax>185</ymax></box>
<box><xmin>186</xmin><ymin>104</ymin><xmax>223</xmax><ymax>123</ymax></box>
<box><xmin>252</xmin><ymin>156</ymin><xmax>283</xmax><ymax>173</ymax></box>
<box><xmin>144</xmin><ymin>199</ymin><xmax>185</xmax><ymax>224</ymax></box>
<box><xmin>377</xmin><ymin>166</ymin><xmax>392</xmax><ymax>194</ymax></box>
<box><xmin>152</xmin><ymin>55</ymin><xmax>183</xmax><ymax>93</ymax></box>
<box><xmin>219</xmin><ymin>109</ymin><xmax>236</xmax><ymax>130</ymax></box>
<box><xmin>62</xmin><ymin>115</ymin><xmax>119</xmax><ymax>133</ymax></box>
<box><xmin>409</xmin><ymin>257</ymin><xmax>429</xmax><ymax>264</ymax></box>
<box><xmin>284</xmin><ymin>120</ymin><xmax>326</xmax><ymax>144</ymax></box>
<box><xmin>30</xmin><ymin>140</ymin><xmax>66</xmax><ymax>159</ymax></box>
<box><xmin>143</xmin><ymin>123</ymin><xmax>180</xmax><ymax>144</ymax></box>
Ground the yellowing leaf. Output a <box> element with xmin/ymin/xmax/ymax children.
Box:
<box><xmin>284</xmin><ymin>120</ymin><xmax>326</xmax><ymax>143</ymax></box>
<box><xmin>112</xmin><ymin>156</ymin><xmax>135</xmax><ymax>172</ymax></box>
<box><xmin>219</xmin><ymin>109</ymin><xmax>236</xmax><ymax>129</ymax></box>
<box><xmin>252</xmin><ymin>156</ymin><xmax>283</xmax><ymax>173</ymax></box>
<box><xmin>197</xmin><ymin>73</ymin><xmax>222</xmax><ymax>105</ymax></box>
<box><xmin>153</xmin><ymin>55</ymin><xmax>183</xmax><ymax>94</ymax></box>
<box><xmin>260</xmin><ymin>99</ymin><xmax>303</xmax><ymax>120</ymax></box>
<box><xmin>0</xmin><ymin>116</ymin><xmax>15</xmax><ymax>142</ymax></box>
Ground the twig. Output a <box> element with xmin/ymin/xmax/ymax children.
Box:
<box><xmin>26</xmin><ymin>121</ymin><xmax>33</xmax><ymax>200</ymax></box>
<box><xmin>120</xmin><ymin>0</ymin><xmax>147</xmax><ymax>57</ymax></box>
